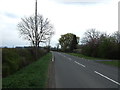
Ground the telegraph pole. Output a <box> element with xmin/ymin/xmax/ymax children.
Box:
<box><xmin>35</xmin><ymin>0</ymin><xmax>38</xmax><ymax>60</ymax></box>
<box><xmin>35</xmin><ymin>0</ymin><xmax>38</xmax><ymax>46</ymax></box>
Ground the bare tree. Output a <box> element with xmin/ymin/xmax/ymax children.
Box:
<box><xmin>112</xmin><ymin>31</ymin><xmax>120</xmax><ymax>43</ymax></box>
<box><xmin>17</xmin><ymin>14</ymin><xmax>54</xmax><ymax>48</ymax></box>
<box><xmin>81</xmin><ymin>29</ymin><xmax>101</xmax><ymax>44</ymax></box>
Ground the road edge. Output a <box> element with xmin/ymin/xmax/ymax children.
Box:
<box><xmin>46</xmin><ymin>52</ymin><xmax>56</xmax><ymax>88</ymax></box>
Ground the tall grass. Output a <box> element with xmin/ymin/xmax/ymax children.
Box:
<box><xmin>2</xmin><ymin>53</ymin><xmax>52</xmax><ymax>88</ymax></box>
<box><xmin>2</xmin><ymin>48</ymin><xmax>48</xmax><ymax>77</ymax></box>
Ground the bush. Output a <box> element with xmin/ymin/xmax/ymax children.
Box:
<box><xmin>2</xmin><ymin>48</ymin><xmax>21</xmax><ymax>77</ymax></box>
<box><xmin>2</xmin><ymin>53</ymin><xmax>52</xmax><ymax>88</ymax></box>
<box><xmin>2</xmin><ymin>48</ymin><xmax>48</xmax><ymax>77</ymax></box>
<box><xmin>73</xmin><ymin>49</ymin><xmax>81</xmax><ymax>53</ymax></box>
<box><xmin>81</xmin><ymin>30</ymin><xmax>120</xmax><ymax>60</ymax></box>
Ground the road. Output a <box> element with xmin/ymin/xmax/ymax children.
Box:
<box><xmin>52</xmin><ymin>51</ymin><xmax>119</xmax><ymax>88</ymax></box>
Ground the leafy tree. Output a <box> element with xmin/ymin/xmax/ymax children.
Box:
<box><xmin>98</xmin><ymin>35</ymin><xmax>119</xmax><ymax>59</ymax></box>
<box><xmin>70</xmin><ymin>35</ymin><xmax>78</xmax><ymax>51</ymax></box>
<box><xmin>59</xmin><ymin>33</ymin><xmax>79</xmax><ymax>52</ymax></box>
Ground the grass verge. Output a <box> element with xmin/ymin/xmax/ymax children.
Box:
<box><xmin>2</xmin><ymin>53</ymin><xmax>52</xmax><ymax>88</ymax></box>
<box><xmin>67</xmin><ymin>53</ymin><xmax>120</xmax><ymax>68</ymax></box>
<box><xmin>98</xmin><ymin>61</ymin><xmax>119</xmax><ymax>67</ymax></box>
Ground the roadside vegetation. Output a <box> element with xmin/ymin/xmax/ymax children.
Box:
<box><xmin>80</xmin><ymin>29</ymin><xmax>120</xmax><ymax>60</ymax></box>
<box><xmin>68</xmin><ymin>53</ymin><xmax>120</xmax><ymax>68</ymax></box>
<box><xmin>2</xmin><ymin>53</ymin><xmax>51</xmax><ymax>88</ymax></box>
<box><xmin>2</xmin><ymin>3</ymin><xmax>54</xmax><ymax>88</ymax></box>
<box><xmin>68</xmin><ymin>53</ymin><xmax>105</xmax><ymax>60</ymax></box>
<box><xmin>57</xmin><ymin>29</ymin><xmax>120</xmax><ymax>68</ymax></box>
<box><xmin>2</xmin><ymin>47</ymin><xmax>48</xmax><ymax>77</ymax></box>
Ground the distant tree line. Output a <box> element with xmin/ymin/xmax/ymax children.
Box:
<box><xmin>81</xmin><ymin>29</ymin><xmax>120</xmax><ymax>59</ymax></box>
<box><xmin>58</xmin><ymin>29</ymin><xmax>120</xmax><ymax>59</ymax></box>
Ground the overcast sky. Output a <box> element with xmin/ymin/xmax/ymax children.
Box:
<box><xmin>0</xmin><ymin>0</ymin><xmax>119</xmax><ymax>47</ymax></box>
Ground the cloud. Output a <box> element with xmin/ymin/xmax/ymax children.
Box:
<box><xmin>51</xmin><ymin>0</ymin><xmax>112</xmax><ymax>4</ymax></box>
<box><xmin>4</xmin><ymin>12</ymin><xmax>19</xmax><ymax>19</ymax></box>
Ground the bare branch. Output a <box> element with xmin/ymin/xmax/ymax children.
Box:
<box><xmin>17</xmin><ymin>14</ymin><xmax>54</xmax><ymax>47</ymax></box>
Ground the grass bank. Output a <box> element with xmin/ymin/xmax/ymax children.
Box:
<box><xmin>2</xmin><ymin>53</ymin><xmax>52</xmax><ymax>88</ymax></box>
<box><xmin>2</xmin><ymin>48</ymin><xmax>48</xmax><ymax>77</ymax></box>
<box><xmin>67</xmin><ymin>53</ymin><xmax>120</xmax><ymax>68</ymax></box>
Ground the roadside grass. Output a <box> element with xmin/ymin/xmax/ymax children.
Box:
<box><xmin>67</xmin><ymin>53</ymin><xmax>120</xmax><ymax>68</ymax></box>
<box><xmin>0</xmin><ymin>78</ymin><xmax>1</xmax><ymax>89</ymax></box>
<box><xmin>2</xmin><ymin>53</ymin><xmax>52</xmax><ymax>88</ymax></box>
<box><xmin>68</xmin><ymin>53</ymin><xmax>107</xmax><ymax>60</ymax></box>
<box><xmin>98</xmin><ymin>61</ymin><xmax>119</xmax><ymax>67</ymax></box>
<box><xmin>2</xmin><ymin>48</ymin><xmax>48</xmax><ymax>77</ymax></box>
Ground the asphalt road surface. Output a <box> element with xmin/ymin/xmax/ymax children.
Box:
<box><xmin>52</xmin><ymin>51</ymin><xmax>120</xmax><ymax>88</ymax></box>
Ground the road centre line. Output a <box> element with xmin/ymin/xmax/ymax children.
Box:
<box><xmin>94</xmin><ymin>71</ymin><xmax>120</xmax><ymax>86</ymax></box>
<box><xmin>74</xmin><ymin>61</ymin><xmax>86</xmax><ymax>67</ymax></box>
<box><xmin>52</xmin><ymin>54</ymin><xmax>54</xmax><ymax>62</ymax></box>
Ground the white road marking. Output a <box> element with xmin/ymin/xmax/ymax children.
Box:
<box><xmin>94</xmin><ymin>71</ymin><xmax>120</xmax><ymax>86</ymax></box>
<box><xmin>74</xmin><ymin>61</ymin><xmax>86</xmax><ymax>67</ymax></box>
<box><xmin>52</xmin><ymin>58</ymin><xmax>54</xmax><ymax>62</ymax></box>
<box><xmin>52</xmin><ymin>52</ymin><xmax>54</xmax><ymax>62</ymax></box>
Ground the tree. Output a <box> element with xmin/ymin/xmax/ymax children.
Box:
<box><xmin>97</xmin><ymin>34</ymin><xmax>119</xmax><ymax>59</ymax></box>
<box><xmin>59</xmin><ymin>33</ymin><xmax>79</xmax><ymax>52</ymax></box>
<box><xmin>81</xmin><ymin>29</ymin><xmax>120</xmax><ymax>59</ymax></box>
<box><xmin>112</xmin><ymin>31</ymin><xmax>120</xmax><ymax>43</ymax></box>
<box><xmin>70</xmin><ymin>35</ymin><xmax>78</xmax><ymax>51</ymax></box>
<box><xmin>111</xmin><ymin>31</ymin><xmax>120</xmax><ymax>59</ymax></box>
<box><xmin>18</xmin><ymin>14</ymin><xmax>54</xmax><ymax>48</ymax></box>
<box><xmin>81</xmin><ymin>29</ymin><xmax>102</xmax><ymax>56</ymax></box>
<box><xmin>81</xmin><ymin>29</ymin><xmax>101</xmax><ymax>45</ymax></box>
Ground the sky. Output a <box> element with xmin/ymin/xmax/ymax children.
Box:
<box><xmin>0</xmin><ymin>0</ymin><xmax>119</xmax><ymax>47</ymax></box>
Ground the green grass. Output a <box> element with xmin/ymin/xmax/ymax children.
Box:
<box><xmin>68</xmin><ymin>53</ymin><xmax>106</xmax><ymax>60</ymax></box>
<box><xmin>67</xmin><ymin>53</ymin><xmax>120</xmax><ymax>68</ymax></box>
<box><xmin>2</xmin><ymin>53</ymin><xmax>52</xmax><ymax>88</ymax></box>
<box><xmin>0</xmin><ymin>78</ymin><xmax>1</xmax><ymax>89</ymax></box>
<box><xmin>98</xmin><ymin>61</ymin><xmax>120</xmax><ymax>67</ymax></box>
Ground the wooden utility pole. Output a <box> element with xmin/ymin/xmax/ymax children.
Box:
<box><xmin>35</xmin><ymin>0</ymin><xmax>38</xmax><ymax>60</ymax></box>
<box><xmin>35</xmin><ymin>0</ymin><xmax>38</xmax><ymax>46</ymax></box>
